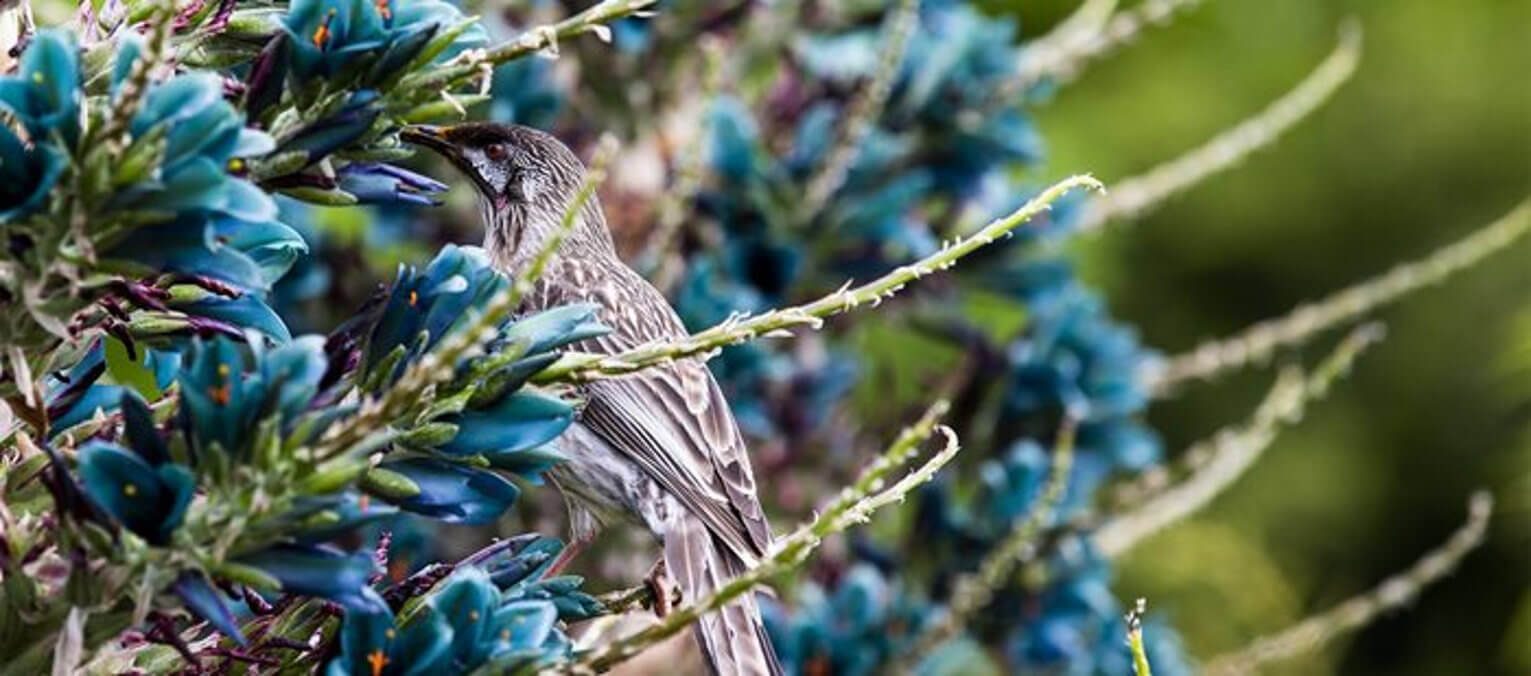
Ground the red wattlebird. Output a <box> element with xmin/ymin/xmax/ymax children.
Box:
<box><xmin>403</xmin><ymin>123</ymin><xmax>783</xmax><ymax>676</ymax></box>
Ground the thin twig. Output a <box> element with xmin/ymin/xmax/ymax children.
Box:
<box><xmin>98</xmin><ymin>1</ymin><xmax>174</xmax><ymax>147</ymax></box>
<box><xmin>1097</xmin><ymin>324</ymin><xmax>1384</xmax><ymax>557</ymax></box>
<box><xmin>1127</xmin><ymin>598</ymin><xmax>1153</xmax><ymax>676</ymax></box>
<box><xmin>536</xmin><ymin>175</ymin><xmax>1105</xmax><ymax>384</ymax></box>
<box><xmin>1072</xmin><ymin>21</ymin><xmax>1362</xmax><ymax>234</ymax></box>
<box><xmin>568</xmin><ymin>402</ymin><xmax>960</xmax><ymax>673</ymax></box>
<box><xmin>405</xmin><ymin>0</ymin><xmax>658</xmax><ymax>92</ymax></box>
<box><xmin>1202</xmin><ymin>490</ymin><xmax>1493</xmax><ymax>676</ymax></box>
<box><xmin>798</xmin><ymin>0</ymin><xmax>920</xmax><ymax>221</ymax></box>
<box><xmin>1148</xmin><ymin>197</ymin><xmax>1531</xmax><ymax>394</ymax></box>
<box><xmin>1006</xmin><ymin>0</ymin><xmax>1211</xmax><ymax>98</ymax></box>
<box><xmin>309</xmin><ymin>137</ymin><xmax>619</xmax><ymax>461</ymax></box>
<box><xmin>898</xmin><ymin>419</ymin><xmax>1077</xmax><ymax>670</ymax></box>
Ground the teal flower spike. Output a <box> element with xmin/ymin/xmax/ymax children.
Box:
<box><xmin>75</xmin><ymin>393</ymin><xmax>196</xmax><ymax>545</ymax></box>
<box><xmin>0</xmin><ymin>29</ymin><xmax>82</xmax><ymax>147</ymax></box>
<box><xmin>116</xmin><ymin>73</ymin><xmax>276</xmax><ymax>221</ymax></box>
<box><xmin>0</xmin><ymin>123</ymin><xmax>65</xmax><ymax>222</ymax></box>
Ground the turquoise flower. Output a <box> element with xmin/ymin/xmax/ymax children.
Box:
<box><xmin>0</xmin><ymin>29</ymin><xmax>82</xmax><ymax>146</ymax></box>
<box><xmin>279</xmin><ymin>89</ymin><xmax>383</xmax><ymax>164</ymax></box>
<box><xmin>283</xmin><ymin>0</ymin><xmax>388</xmax><ymax>78</ymax></box>
<box><xmin>326</xmin><ymin>567</ymin><xmax>569</xmax><ymax>675</ymax></box>
<box><xmin>336</xmin><ymin>162</ymin><xmax>447</xmax><ymax>206</ymax></box>
<box><xmin>107</xmin><ymin>211</ymin><xmax>306</xmax><ymax>293</ymax></box>
<box><xmin>75</xmin><ymin>393</ymin><xmax>196</xmax><ymax>545</ymax></box>
<box><xmin>282</xmin><ymin>0</ymin><xmax>483</xmax><ymax>81</ymax></box>
<box><xmin>114</xmin><ymin>73</ymin><xmax>276</xmax><ymax>222</ymax></box>
<box><xmin>0</xmin><ymin>119</ymin><xmax>65</xmax><ymax>222</ymax></box>
<box><xmin>386</xmin><ymin>0</ymin><xmax>486</xmax><ymax>64</ymax></box>
<box><xmin>374</xmin><ymin>457</ymin><xmax>520</xmax><ymax>525</ymax></box>
<box><xmin>177</xmin><ymin>336</ymin><xmax>327</xmax><ymax>456</ymax></box>
<box><xmin>237</xmin><ymin>544</ymin><xmax>387</xmax><ymax>612</ymax></box>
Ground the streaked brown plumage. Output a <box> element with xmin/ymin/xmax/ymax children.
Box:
<box><xmin>403</xmin><ymin>122</ymin><xmax>782</xmax><ymax>676</ymax></box>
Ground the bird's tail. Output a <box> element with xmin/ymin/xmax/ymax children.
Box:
<box><xmin>665</xmin><ymin>514</ymin><xmax>784</xmax><ymax>676</ymax></box>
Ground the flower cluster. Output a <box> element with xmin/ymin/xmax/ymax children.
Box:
<box><xmin>326</xmin><ymin>536</ymin><xmax>601</xmax><ymax>675</ymax></box>
<box><xmin>16</xmin><ymin>233</ymin><xmax>604</xmax><ymax>669</ymax></box>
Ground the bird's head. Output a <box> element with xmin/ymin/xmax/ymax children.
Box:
<box><xmin>401</xmin><ymin>122</ymin><xmax>608</xmax><ymax>263</ymax></box>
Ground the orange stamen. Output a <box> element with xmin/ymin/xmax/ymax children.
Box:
<box><xmin>366</xmin><ymin>649</ymin><xmax>389</xmax><ymax>676</ymax></box>
<box><xmin>376</xmin><ymin>0</ymin><xmax>392</xmax><ymax>23</ymax></box>
<box><xmin>312</xmin><ymin>9</ymin><xmax>336</xmax><ymax>48</ymax></box>
<box><xmin>408</xmin><ymin>290</ymin><xmax>418</xmax><ymax>306</ymax></box>
<box><xmin>209</xmin><ymin>384</ymin><xmax>231</xmax><ymax>406</ymax></box>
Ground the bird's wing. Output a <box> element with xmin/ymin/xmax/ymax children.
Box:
<box><xmin>579</xmin><ymin>345</ymin><xmax>773</xmax><ymax>564</ymax></box>
<box><xmin>539</xmin><ymin>262</ymin><xmax>773</xmax><ymax>563</ymax></box>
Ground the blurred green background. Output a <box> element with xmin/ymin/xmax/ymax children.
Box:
<box><xmin>989</xmin><ymin>0</ymin><xmax>1530</xmax><ymax>673</ymax></box>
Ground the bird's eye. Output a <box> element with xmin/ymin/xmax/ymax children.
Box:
<box><xmin>485</xmin><ymin>143</ymin><xmax>507</xmax><ymax>161</ymax></box>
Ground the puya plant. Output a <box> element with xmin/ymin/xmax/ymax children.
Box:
<box><xmin>1</xmin><ymin>0</ymin><xmax>1523</xmax><ymax>675</ymax></box>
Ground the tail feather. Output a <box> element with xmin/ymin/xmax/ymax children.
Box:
<box><xmin>665</xmin><ymin>515</ymin><xmax>784</xmax><ymax>676</ymax></box>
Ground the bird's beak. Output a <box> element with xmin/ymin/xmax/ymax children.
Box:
<box><xmin>401</xmin><ymin>124</ymin><xmax>458</xmax><ymax>161</ymax></box>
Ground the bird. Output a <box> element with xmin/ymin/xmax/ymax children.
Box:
<box><xmin>402</xmin><ymin>122</ymin><xmax>783</xmax><ymax>676</ymax></box>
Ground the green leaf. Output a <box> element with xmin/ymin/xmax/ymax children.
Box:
<box><xmin>213</xmin><ymin>561</ymin><xmax>283</xmax><ymax>592</ymax></box>
<box><xmin>278</xmin><ymin>186</ymin><xmax>359</xmax><ymax>206</ymax></box>
<box><xmin>360</xmin><ymin>466</ymin><xmax>422</xmax><ymax>500</ymax></box>
<box><xmin>400</xmin><ymin>95</ymin><xmax>491</xmax><ymax>124</ymax></box>
<box><xmin>104</xmin><ymin>336</ymin><xmax>161</xmax><ymax>400</ymax></box>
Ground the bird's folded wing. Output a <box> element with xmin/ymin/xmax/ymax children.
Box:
<box><xmin>580</xmin><ymin>359</ymin><xmax>773</xmax><ymax>564</ymax></box>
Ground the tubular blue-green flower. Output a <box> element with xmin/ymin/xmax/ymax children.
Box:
<box><xmin>336</xmin><ymin>162</ymin><xmax>447</xmax><ymax>206</ymax></box>
<box><xmin>278</xmin><ymin>89</ymin><xmax>382</xmax><ymax>164</ymax></box>
<box><xmin>437</xmin><ymin>390</ymin><xmax>571</xmax><ymax>462</ymax></box>
<box><xmin>0</xmin><ymin>123</ymin><xmax>65</xmax><ymax>222</ymax></box>
<box><xmin>374</xmin><ymin>458</ymin><xmax>518</xmax><ymax>525</ymax></box>
<box><xmin>237</xmin><ymin>545</ymin><xmax>385</xmax><ymax>612</ymax></box>
<box><xmin>326</xmin><ymin>600</ymin><xmax>453</xmax><ymax>676</ymax></box>
<box><xmin>283</xmin><ymin>0</ymin><xmax>389</xmax><ymax>78</ymax></box>
<box><xmin>116</xmin><ymin>73</ymin><xmax>276</xmax><ymax>221</ymax></box>
<box><xmin>177</xmin><ymin>336</ymin><xmax>327</xmax><ymax>456</ymax></box>
<box><xmin>110</xmin><ymin>213</ymin><xmax>307</xmax><ymax>295</ymax></box>
<box><xmin>75</xmin><ymin>394</ymin><xmax>196</xmax><ymax>545</ymax></box>
<box><xmin>173</xmin><ymin>573</ymin><xmax>248</xmax><ymax>646</ymax></box>
<box><xmin>0</xmin><ymin>29</ymin><xmax>82</xmax><ymax>146</ymax></box>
